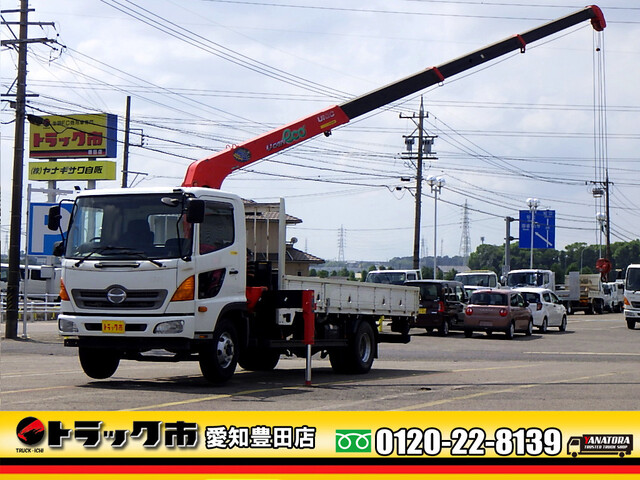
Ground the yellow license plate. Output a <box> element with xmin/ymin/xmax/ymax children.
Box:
<box><xmin>419</xmin><ymin>307</ymin><xmax>427</xmax><ymax>315</ymax></box>
<box><xmin>102</xmin><ymin>320</ymin><xmax>125</xmax><ymax>334</ymax></box>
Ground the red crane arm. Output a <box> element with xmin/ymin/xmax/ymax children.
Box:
<box><xmin>182</xmin><ymin>5</ymin><xmax>605</xmax><ymax>189</ymax></box>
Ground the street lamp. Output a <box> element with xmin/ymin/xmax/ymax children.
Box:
<box><xmin>526</xmin><ymin>197</ymin><xmax>540</xmax><ymax>268</ymax></box>
<box><xmin>427</xmin><ymin>176</ymin><xmax>445</xmax><ymax>279</ymax></box>
<box><xmin>596</xmin><ymin>212</ymin><xmax>606</xmax><ymax>258</ymax></box>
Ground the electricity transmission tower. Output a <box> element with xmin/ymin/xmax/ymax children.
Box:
<box><xmin>337</xmin><ymin>225</ymin><xmax>346</xmax><ymax>263</ymax></box>
<box><xmin>459</xmin><ymin>201</ymin><xmax>471</xmax><ymax>266</ymax></box>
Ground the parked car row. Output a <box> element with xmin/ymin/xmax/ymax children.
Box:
<box><xmin>404</xmin><ymin>280</ymin><xmax>568</xmax><ymax>340</ymax></box>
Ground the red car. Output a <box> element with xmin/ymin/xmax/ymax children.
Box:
<box><xmin>464</xmin><ymin>289</ymin><xmax>533</xmax><ymax>339</ymax></box>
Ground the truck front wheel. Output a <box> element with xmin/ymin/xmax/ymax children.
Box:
<box><xmin>330</xmin><ymin>321</ymin><xmax>375</xmax><ymax>374</ymax></box>
<box><xmin>199</xmin><ymin>319</ymin><xmax>239</xmax><ymax>383</ymax></box>
<box><xmin>627</xmin><ymin>319</ymin><xmax>636</xmax><ymax>330</ymax></box>
<box><xmin>78</xmin><ymin>347</ymin><xmax>120</xmax><ymax>379</ymax></box>
<box><xmin>594</xmin><ymin>301</ymin><xmax>603</xmax><ymax>314</ymax></box>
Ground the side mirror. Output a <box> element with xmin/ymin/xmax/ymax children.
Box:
<box><xmin>52</xmin><ymin>241</ymin><xmax>64</xmax><ymax>257</ymax></box>
<box><xmin>186</xmin><ymin>199</ymin><xmax>205</xmax><ymax>223</ymax></box>
<box><xmin>48</xmin><ymin>206</ymin><xmax>61</xmax><ymax>231</ymax></box>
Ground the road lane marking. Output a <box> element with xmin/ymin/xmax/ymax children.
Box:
<box><xmin>2</xmin><ymin>370</ymin><xmax>81</xmax><ymax>378</ymax></box>
<box><xmin>449</xmin><ymin>363</ymin><xmax>543</xmax><ymax>373</ymax></box>
<box><xmin>1</xmin><ymin>385</ymin><xmax>71</xmax><ymax>395</ymax></box>
<box><xmin>392</xmin><ymin>372</ymin><xmax>617</xmax><ymax>411</ymax></box>
<box><xmin>125</xmin><ymin>376</ymin><xmax>363</xmax><ymax>411</ymax></box>
<box><xmin>184</xmin><ymin>365</ymin><xmax>543</xmax><ymax>412</ymax></box>
<box><xmin>304</xmin><ymin>364</ymin><xmax>544</xmax><ymax>411</ymax></box>
<box><xmin>525</xmin><ymin>351</ymin><xmax>640</xmax><ymax>357</ymax></box>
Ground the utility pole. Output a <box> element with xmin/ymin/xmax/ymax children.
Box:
<box><xmin>1</xmin><ymin>1</ymin><xmax>55</xmax><ymax>339</ymax></box>
<box><xmin>121</xmin><ymin>95</ymin><xmax>131</xmax><ymax>188</ymax></box>
<box><xmin>503</xmin><ymin>216</ymin><xmax>516</xmax><ymax>278</ymax></box>
<box><xmin>400</xmin><ymin>97</ymin><xmax>437</xmax><ymax>270</ymax></box>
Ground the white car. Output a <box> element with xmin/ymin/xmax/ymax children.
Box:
<box><xmin>514</xmin><ymin>287</ymin><xmax>567</xmax><ymax>333</ymax></box>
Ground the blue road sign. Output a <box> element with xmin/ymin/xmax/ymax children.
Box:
<box><xmin>519</xmin><ymin>209</ymin><xmax>555</xmax><ymax>249</ymax></box>
<box><xmin>28</xmin><ymin>202</ymin><xmax>73</xmax><ymax>256</ymax></box>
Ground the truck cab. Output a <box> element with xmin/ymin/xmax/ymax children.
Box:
<box><xmin>624</xmin><ymin>264</ymin><xmax>640</xmax><ymax>329</ymax></box>
<box><xmin>506</xmin><ymin>269</ymin><xmax>555</xmax><ymax>290</ymax></box>
<box><xmin>453</xmin><ymin>270</ymin><xmax>500</xmax><ymax>292</ymax></box>
<box><xmin>365</xmin><ymin>269</ymin><xmax>422</xmax><ymax>285</ymax></box>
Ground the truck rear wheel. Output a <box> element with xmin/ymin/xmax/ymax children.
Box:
<box><xmin>78</xmin><ymin>347</ymin><xmax>120</xmax><ymax>379</ymax></box>
<box><xmin>199</xmin><ymin>319</ymin><xmax>239</xmax><ymax>383</ymax></box>
<box><xmin>238</xmin><ymin>348</ymin><xmax>280</xmax><ymax>372</ymax></box>
<box><xmin>330</xmin><ymin>321</ymin><xmax>375</xmax><ymax>374</ymax></box>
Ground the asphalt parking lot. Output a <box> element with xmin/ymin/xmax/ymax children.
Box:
<box><xmin>2</xmin><ymin>312</ymin><xmax>638</xmax><ymax>411</ymax></box>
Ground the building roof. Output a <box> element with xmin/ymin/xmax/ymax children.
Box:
<box><xmin>249</xmin><ymin>246</ymin><xmax>325</xmax><ymax>265</ymax></box>
<box><xmin>243</xmin><ymin>200</ymin><xmax>302</xmax><ymax>225</ymax></box>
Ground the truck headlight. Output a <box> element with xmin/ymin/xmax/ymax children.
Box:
<box><xmin>59</xmin><ymin>318</ymin><xmax>78</xmax><ymax>333</ymax></box>
<box><xmin>154</xmin><ymin>320</ymin><xmax>184</xmax><ymax>334</ymax></box>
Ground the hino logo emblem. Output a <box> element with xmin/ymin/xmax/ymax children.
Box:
<box><xmin>107</xmin><ymin>286</ymin><xmax>127</xmax><ymax>304</ymax></box>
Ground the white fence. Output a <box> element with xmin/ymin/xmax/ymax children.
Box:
<box><xmin>0</xmin><ymin>293</ymin><xmax>60</xmax><ymax>338</ymax></box>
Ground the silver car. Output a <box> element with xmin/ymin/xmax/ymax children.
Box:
<box><xmin>515</xmin><ymin>287</ymin><xmax>567</xmax><ymax>333</ymax></box>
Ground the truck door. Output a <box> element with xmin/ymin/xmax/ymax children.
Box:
<box><xmin>194</xmin><ymin>198</ymin><xmax>245</xmax><ymax>331</ymax></box>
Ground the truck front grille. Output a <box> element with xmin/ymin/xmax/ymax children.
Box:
<box><xmin>72</xmin><ymin>288</ymin><xmax>168</xmax><ymax>310</ymax></box>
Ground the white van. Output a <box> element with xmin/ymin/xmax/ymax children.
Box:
<box><xmin>0</xmin><ymin>263</ymin><xmax>61</xmax><ymax>301</ymax></box>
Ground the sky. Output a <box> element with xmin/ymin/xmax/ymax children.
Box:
<box><xmin>1</xmin><ymin>0</ymin><xmax>639</xmax><ymax>264</ymax></box>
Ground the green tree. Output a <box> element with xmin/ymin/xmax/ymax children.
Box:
<box><xmin>421</xmin><ymin>266</ymin><xmax>433</xmax><ymax>279</ymax></box>
<box><xmin>468</xmin><ymin>243</ymin><xmax>503</xmax><ymax>273</ymax></box>
<box><xmin>444</xmin><ymin>268</ymin><xmax>457</xmax><ymax>280</ymax></box>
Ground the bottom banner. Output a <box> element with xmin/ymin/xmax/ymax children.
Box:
<box><xmin>1</xmin><ymin>411</ymin><xmax>639</xmax><ymax>478</ymax></box>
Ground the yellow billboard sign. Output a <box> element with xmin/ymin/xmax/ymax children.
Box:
<box><xmin>28</xmin><ymin>160</ymin><xmax>117</xmax><ymax>181</ymax></box>
<box><xmin>29</xmin><ymin>113</ymin><xmax>118</xmax><ymax>159</ymax></box>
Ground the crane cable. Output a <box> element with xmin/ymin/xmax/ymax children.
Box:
<box><xmin>592</xmin><ymin>29</ymin><xmax>611</xmax><ymax>275</ymax></box>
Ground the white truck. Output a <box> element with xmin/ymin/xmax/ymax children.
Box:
<box><xmin>453</xmin><ymin>270</ymin><xmax>500</xmax><ymax>291</ymax></box>
<box><xmin>623</xmin><ymin>264</ymin><xmax>640</xmax><ymax>329</ymax></box>
<box><xmin>605</xmin><ymin>281</ymin><xmax>624</xmax><ymax>313</ymax></box>
<box><xmin>365</xmin><ymin>269</ymin><xmax>422</xmax><ymax>285</ymax></box>
<box><xmin>49</xmin><ymin>190</ymin><xmax>418</xmax><ymax>382</ymax></box>
<box><xmin>46</xmin><ymin>6</ymin><xmax>606</xmax><ymax>383</ymax></box>
<box><xmin>506</xmin><ymin>269</ymin><xmax>606</xmax><ymax>315</ymax></box>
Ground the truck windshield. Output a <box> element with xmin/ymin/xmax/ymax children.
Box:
<box><xmin>365</xmin><ymin>272</ymin><xmax>407</xmax><ymax>285</ymax></box>
<box><xmin>454</xmin><ymin>274</ymin><xmax>495</xmax><ymax>287</ymax></box>
<box><xmin>507</xmin><ymin>272</ymin><xmax>540</xmax><ymax>287</ymax></box>
<box><xmin>626</xmin><ymin>268</ymin><xmax>640</xmax><ymax>292</ymax></box>
<box><xmin>65</xmin><ymin>193</ymin><xmax>192</xmax><ymax>261</ymax></box>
